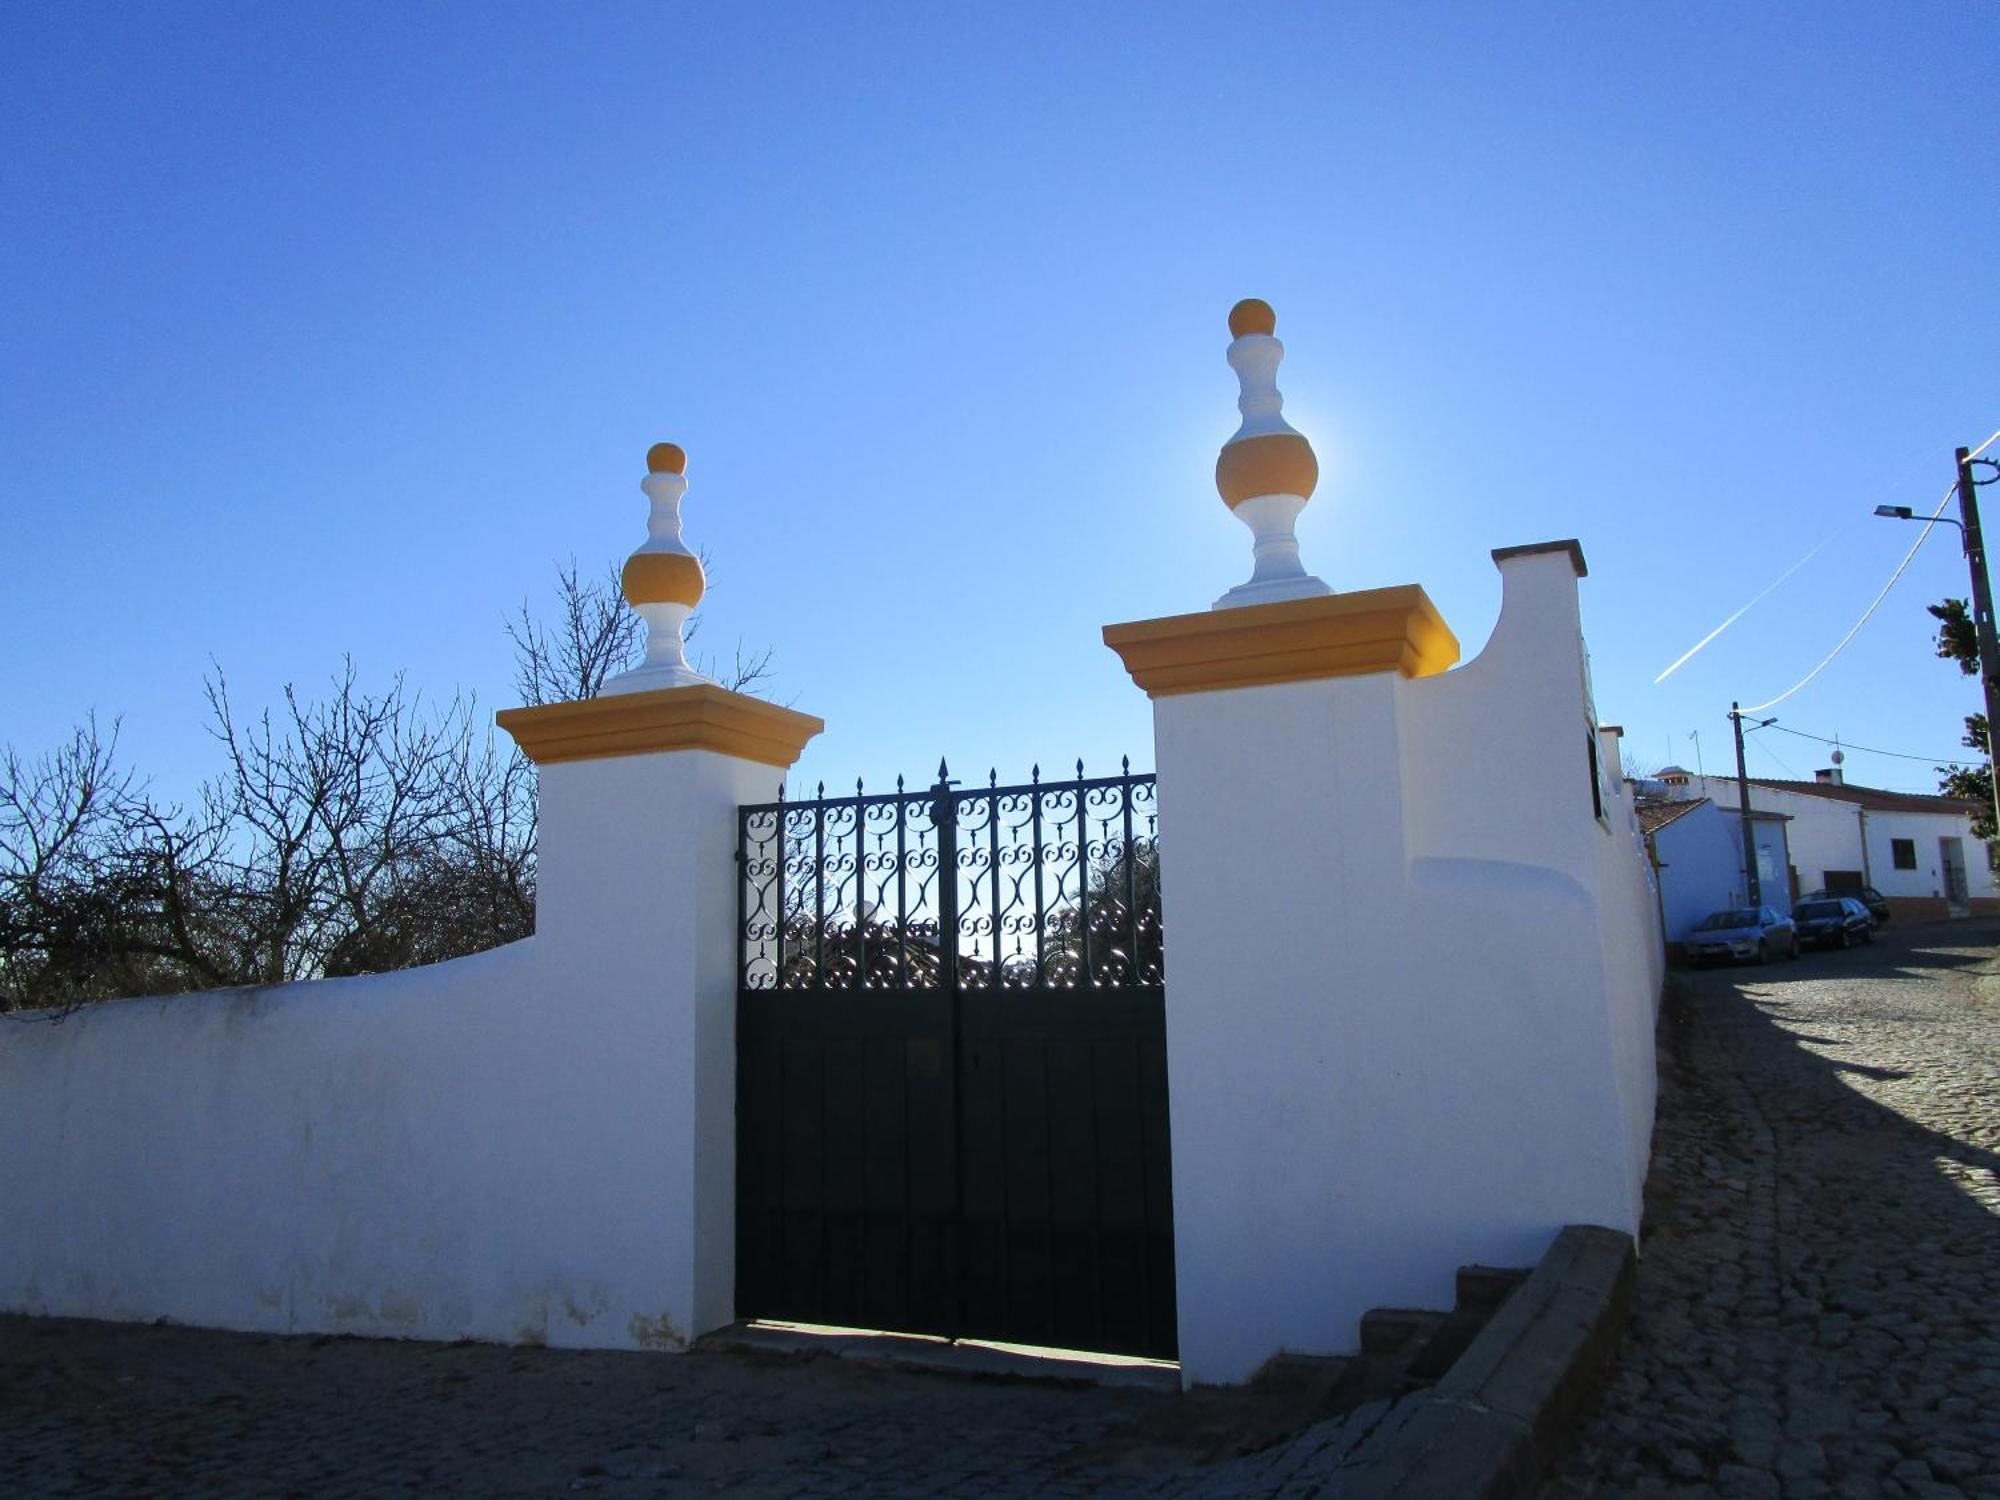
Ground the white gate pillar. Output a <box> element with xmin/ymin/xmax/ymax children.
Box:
<box><xmin>1105</xmin><ymin>589</ymin><xmax>1459</xmax><ymax>1385</ymax></box>
<box><xmin>1105</xmin><ymin>303</ymin><xmax>1653</xmax><ymax>1387</ymax></box>
<box><xmin>499</xmin><ymin>443</ymin><xmax>822</xmax><ymax>1349</ymax></box>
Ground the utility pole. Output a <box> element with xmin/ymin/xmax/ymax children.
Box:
<box><xmin>1874</xmin><ymin>449</ymin><xmax>2000</xmax><ymax>837</ymax></box>
<box><xmin>1731</xmin><ymin>702</ymin><xmax>1761</xmax><ymax>907</ymax></box>
<box><xmin>1955</xmin><ymin>446</ymin><xmax>2000</xmax><ymax>838</ymax></box>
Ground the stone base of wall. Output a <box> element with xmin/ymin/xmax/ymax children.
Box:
<box><xmin>1884</xmin><ymin>897</ymin><xmax>1950</xmax><ymax>925</ymax></box>
<box><xmin>1882</xmin><ymin>896</ymin><xmax>2000</xmax><ymax>924</ymax></box>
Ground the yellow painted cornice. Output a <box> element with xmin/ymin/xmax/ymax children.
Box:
<box><xmin>497</xmin><ymin>684</ymin><xmax>824</xmax><ymax>768</ymax></box>
<box><xmin>1102</xmin><ymin>586</ymin><xmax>1459</xmax><ymax>699</ymax></box>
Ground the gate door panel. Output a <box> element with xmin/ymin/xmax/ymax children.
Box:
<box><xmin>737</xmin><ymin>762</ymin><xmax>1175</xmax><ymax>1360</ymax></box>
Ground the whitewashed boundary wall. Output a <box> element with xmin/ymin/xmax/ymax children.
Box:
<box><xmin>0</xmin><ymin>726</ymin><xmax>814</xmax><ymax>1352</ymax></box>
<box><xmin>0</xmin><ymin>440</ymin><xmax>822</xmax><ymax>1351</ymax></box>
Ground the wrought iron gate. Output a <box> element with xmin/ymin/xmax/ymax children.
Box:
<box><xmin>735</xmin><ymin>760</ymin><xmax>1175</xmax><ymax>1360</ymax></box>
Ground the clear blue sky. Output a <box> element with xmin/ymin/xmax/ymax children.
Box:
<box><xmin>3</xmin><ymin>2</ymin><xmax>1995</xmax><ymax>806</ymax></box>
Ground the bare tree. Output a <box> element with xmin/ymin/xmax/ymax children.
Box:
<box><xmin>505</xmin><ymin>561</ymin><xmax>640</xmax><ymax>707</ymax></box>
<box><xmin>2</xmin><ymin>553</ymin><xmax>777</xmax><ymax>1016</ymax></box>
<box><xmin>505</xmin><ymin>555</ymin><xmax>773</xmax><ymax>703</ymax></box>
<box><xmin>0</xmin><ymin>718</ymin><xmax>171</xmax><ymax>1011</ymax></box>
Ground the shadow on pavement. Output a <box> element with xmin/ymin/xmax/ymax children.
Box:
<box><xmin>1686</xmin><ymin>916</ymin><xmax>2000</xmax><ymax>1209</ymax></box>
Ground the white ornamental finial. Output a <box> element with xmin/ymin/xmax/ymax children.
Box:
<box><xmin>1211</xmin><ymin>299</ymin><xmax>1331</xmax><ymax>610</ymax></box>
<box><xmin>601</xmin><ymin>442</ymin><xmax>714</xmax><ymax>696</ymax></box>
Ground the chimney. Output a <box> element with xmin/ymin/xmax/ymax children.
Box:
<box><xmin>1816</xmin><ymin>767</ymin><xmax>1844</xmax><ymax>786</ymax></box>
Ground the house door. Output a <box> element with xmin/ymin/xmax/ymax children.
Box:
<box><xmin>734</xmin><ymin>763</ymin><xmax>1176</xmax><ymax>1360</ymax></box>
<box><xmin>1941</xmin><ymin>837</ymin><xmax>1969</xmax><ymax>911</ymax></box>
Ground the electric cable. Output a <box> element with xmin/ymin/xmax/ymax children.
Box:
<box><xmin>1764</xmin><ymin>723</ymin><xmax>1974</xmax><ymax>766</ymax></box>
<box><xmin>1737</xmin><ymin>478</ymin><xmax>1959</xmax><ymax>714</ymax></box>
<box><xmin>1653</xmin><ymin>427</ymin><xmax>1998</xmax><ymax>686</ymax></box>
<box><xmin>1746</xmin><ymin>732</ymin><xmax>1801</xmax><ymax>780</ymax></box>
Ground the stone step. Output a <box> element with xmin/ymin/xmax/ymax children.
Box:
<box><xmin>1358</xmin><ymin>1307</ymin><xmax>1447</xmax><ymax>1356</ymax></box>
<box><xmin>1404</xmin><ymin>1302</ymin><xmax>1496</xmax><ymax>1382</ymax></box>
<box><xmin>1455</xmin><ymin>1263</ymin><xmax>1531</xmax><ymax>1312</ymax></box>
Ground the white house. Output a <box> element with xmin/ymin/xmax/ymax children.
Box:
<box><xmin>1671</xmin><ymin>769</ymin><xmax>1994</xmax><ymax>922</ymax></box>
<box><xmin>1637</xmin><ymin>796</ymin><xmax>1792</xmax><ymax>944</ymax></box>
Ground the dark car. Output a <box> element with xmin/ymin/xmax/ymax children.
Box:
<box><xmin>1792</xmin><ymin>896</ymin><xmax>1874</xmax><ymax>950</ymax></box>
<box><xmin>1801</xmin><ymin>886</ymin><xmax>1890</xmax><ymax>925</ymax></box>
<box><xmin>1684</xmin><ymin>906</ymin><xmax>1799</xmax><ymax>966</ymax></box>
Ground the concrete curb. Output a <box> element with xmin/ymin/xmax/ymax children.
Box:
<box><xmin>1331</xmin><ymin>1223</ymin><xmax>1636</xmax><ymax>1499</ymax></box>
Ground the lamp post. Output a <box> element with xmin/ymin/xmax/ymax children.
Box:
<box><xmin>1876</xmin><ymin>445</ymin><xmax>2000</xmax><ymax>836</ymax></box>
<box><xmin>1729</xmin><ymin>703</ymin><xmax>1777</xmax><ymax>906</ymax></box>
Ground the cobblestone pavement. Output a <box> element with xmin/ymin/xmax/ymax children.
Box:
<box><xmin>1547</xmin><ymin>918</ymin><xmax>2000</xmax><ymax>1499</ymax></box>
<box><xmin>0</xmin><ymin>1311</ymin><xmax>1333</xmax><ymax>1498</ymax></box>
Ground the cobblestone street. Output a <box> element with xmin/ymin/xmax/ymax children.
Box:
<box><xmin>0</xmin><ymin>1311</ymin><xmax>1295</xmax><ymax>1500</ymax></box>
<box><xmin>1548</xmin><ymin>919</ymin><xmax>2000</xmax><ymax>1499</ymax></box>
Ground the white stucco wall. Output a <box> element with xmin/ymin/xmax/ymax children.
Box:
<box><xmin>1155</xmin><ymin>545</ymin><xmax>1661</xmax><ymax>1385</ymax></box>
<box><xmin>1681</xmin><ymin>775</ymin><xmax>1992</xmax><ymax>901</ymax></box>
<box><xmin>1858</xmin><ymin>808</ymin><xmax>1993</xmax><ymax>901</ymax></box>
<box><xmin>0</xmin><ymin>745</ymin><xmax>781</xmax><ymax>1352</ymax></box>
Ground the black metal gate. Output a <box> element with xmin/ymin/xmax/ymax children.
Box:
<box><xmin>735</xmin><ymin>760</ymin><xmax>1175</xmax><ymax>1360</ymax></box>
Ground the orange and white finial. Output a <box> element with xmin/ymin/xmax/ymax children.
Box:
<box><xmin>1227</xmin><ymin>297</ymin><xmax>1277</xmax><ymax>338</ymax></box>
<box><xmin>1212</xmin><ymin>299</ymin><xmax>1331</xmax><ymax>610</ymax></box>
<box><xmin>602</xmin><ymin>441</ymin><xmax>712</xmax><ymax>695</ymax></box>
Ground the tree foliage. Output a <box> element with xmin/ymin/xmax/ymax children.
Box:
<box><xmin>1928</xmin><ymin>596</ymin><xmax>1995</xmax><ymax>841</ymax></box>
<box><xmin>1</xmin><ymin>560</ymin><xmax>773</xmax><ymax>1015</ymax></box>
<box><xmin>1928</xmin><ymin>597</ymin><xmax>1980</xmax><ymax>677</ymax></box>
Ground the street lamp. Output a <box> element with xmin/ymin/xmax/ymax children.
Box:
<box><xmin>1875</xmin><ymin>448</ymin><xmax>2000</xmax><ymax>836</ymax></box>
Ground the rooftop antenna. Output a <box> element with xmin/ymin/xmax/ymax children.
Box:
<box><xmin>1690</xmin><ymin>729</ymin><xmax>1704</xmax><ymax>778</ymax></box>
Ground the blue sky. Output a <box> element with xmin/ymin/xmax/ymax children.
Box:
<box><xmin>3</xmin><ymin>2</ymin><xmax>1995</xmax><ymax>805</ymax></box>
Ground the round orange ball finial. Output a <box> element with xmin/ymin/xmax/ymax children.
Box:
<box><xmin>1228</xmin><ymin>298</ymin><xmax>1277</xmax><ymax>338</ymax></box>
<box><xmin>646</xmin><ymin>441</ymin><xmax>687</xmax><ymax>475</ymax></box>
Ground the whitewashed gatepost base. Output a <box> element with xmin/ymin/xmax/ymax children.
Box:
<box><xmin>1106</xmin><ymin>544</ymin><xmax>1660</xmax><ymax>1386</ymax></box>
<box><xmin>500</xmin><ymin>685</ymin><xmax>823</xmax><ymax>1347</ymax></box>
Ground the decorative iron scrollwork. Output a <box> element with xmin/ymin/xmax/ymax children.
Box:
<box><xmin>738</xmin><ymin>760</ymin><xmax>1160</xmax><ymax>991</ymax></box>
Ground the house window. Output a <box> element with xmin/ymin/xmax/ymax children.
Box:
<box><xmin>1891</xmin><ymin>838</ymin><xmax>1917</xmax><ymax>870</ymax></box>
<box><xmin>1823</xmin><ymin>870</ymin><xmax>1863</xmax><ymax>894</ymax></box>
<box><xmin>1585</xmin><ymin>729</ymin><xmax>1604</xmax><ymax>821</ymax></box>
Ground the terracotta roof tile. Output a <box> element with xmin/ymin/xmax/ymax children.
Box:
<box><xmin>1636</xmin><ymin>798</ymin><xmax>1707</xmax><ymax>834</ymax></box>
<box><xmin>1742</xmin><ymin>777</ymin><xmax>1981</xmax><ymax>816</ymax></box>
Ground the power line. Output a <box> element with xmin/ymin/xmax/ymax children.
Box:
<box><xmin>1738</xmin><ymin>477</ymin><xmax>1959</xmax><ymax>713</ymax></box>
<box><xmin>1764</xmin><ymin>723</ymin><xmax>1973</xmax><ymax>765</ymax></box>
<box><xmin>1651</xmin><ymin>427</ymin><xmax>2000</xmax><ymax>684</ymax></box>
<box><xmin>1746</xmin><ymin>731</ymin><xmax>1801</xmax><ymax>779</ymax></box>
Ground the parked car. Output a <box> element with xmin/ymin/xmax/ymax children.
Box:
<box><xmin>1792</xmin><ymin>896</ymin><xmax>1875</xmax><ymax>950</ymax></box>
<box><xmin>1684</xmin><ymin>906</ymin><xmax>1799</xmax><ymax>966</ymax></box>
<box><xmin>1801</xmin><ymin>886</ymin><xmax>1890</xmax><ymax>925</ymax></box>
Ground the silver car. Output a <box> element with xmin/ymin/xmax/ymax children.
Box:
<box><xmin>1685</xmin><ymin>906</ymin><xmax>1800</xmax><ymax>966</ymax></box>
